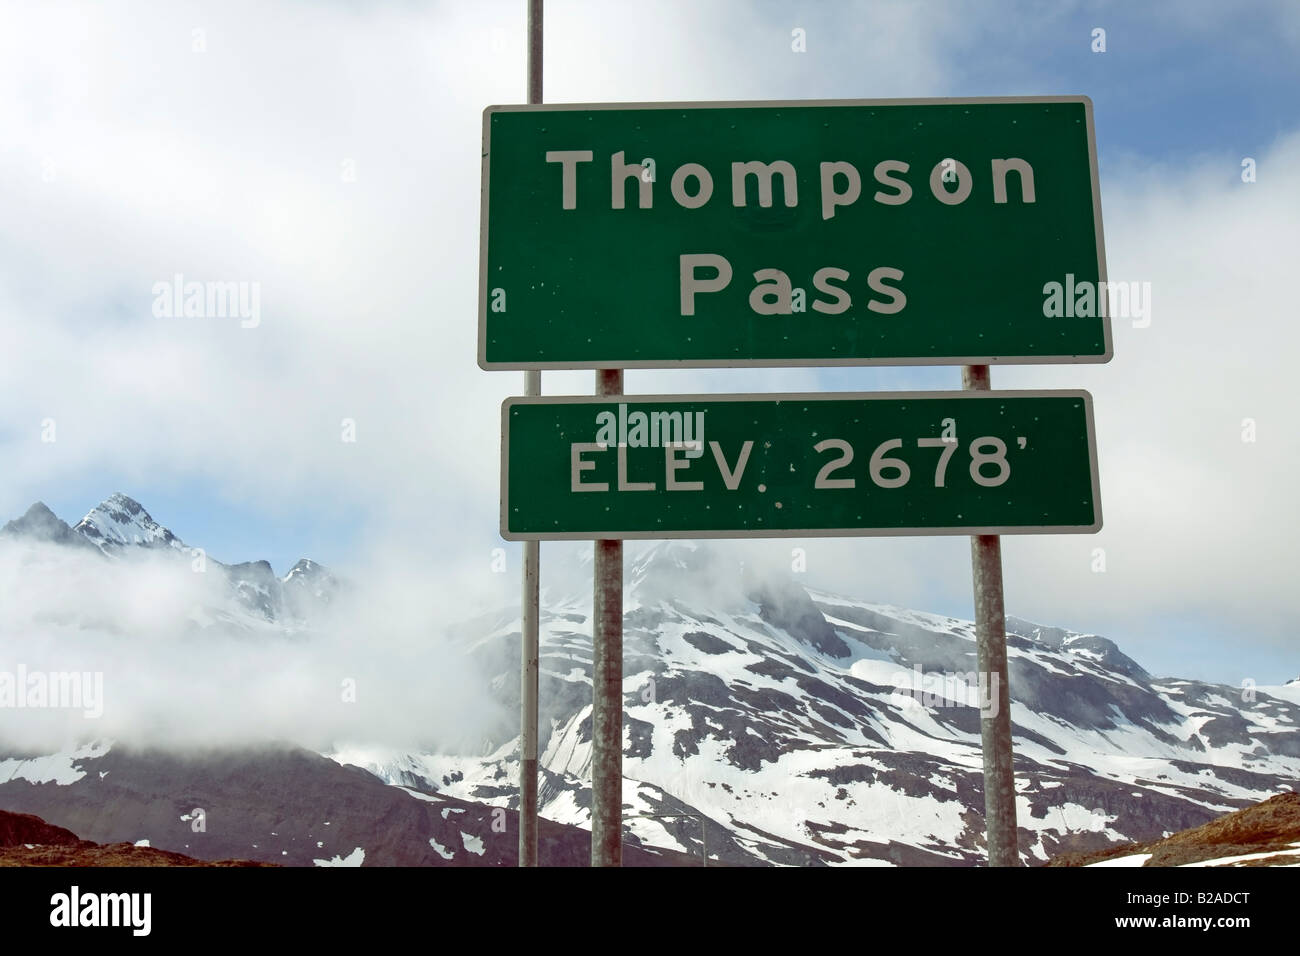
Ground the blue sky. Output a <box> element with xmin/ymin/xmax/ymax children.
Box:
<box><xmin>2</xmin><ymin>0</ymin><xmax>1298</xmax><ymax>683</ymax></box>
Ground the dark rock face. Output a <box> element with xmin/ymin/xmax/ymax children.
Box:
<box><xmin>0</xmin><ymin>808</ymin><xmax>81</xmax><ymax>847</ymax></box>
<box><xmin>746</xmin><ymin>572</ymin><xmax>851</xmax><ymax>659</ymax></box>
<box><xmin>681</xmin><ymin>630</ymin><xmax>734</xmax><ymax>655</ymax></box>
<box><xmin>0</xmin><ymin>502</ymin><xmax>97</xmax><ymax>550</ymax></box>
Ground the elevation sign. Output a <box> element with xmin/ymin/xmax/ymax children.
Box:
<box><xmin>501</xmin><ymin>391</ymin><xmax>1101</xmax><ymax>539</ymax></box>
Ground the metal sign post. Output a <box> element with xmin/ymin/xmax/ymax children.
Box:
<box><xmin>963</xmin><ymin>364</ymin><xmax>1019</xmax><ymax>867</ymax></box>
<box><xmin>518</xmin><ymin>0</ymin><xmax>543</xmax><ymax>869</ymax></box>
<box><xmin>591</xmin><ymin>369</ymin><xmax>624</xmax><ymax>867</ymax></box>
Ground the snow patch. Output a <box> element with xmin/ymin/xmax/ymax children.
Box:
<box><xmin>313</xmin><ymin>847</ymin><xmax>365</xmax><ymax>867</ymax></box>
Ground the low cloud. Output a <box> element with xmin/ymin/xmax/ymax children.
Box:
<box><xmin>0</xmin><ymin>538</ymin><xmax>509</xmax><ymax>753</ymax></box>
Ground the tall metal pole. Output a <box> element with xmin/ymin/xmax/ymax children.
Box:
<box><xmin>591</xmin><ymin>368</ymin><xmax>624</xmax><ymax>866</ymax></box>
<box><xmin>518</xmin><ymin>0</ymin><xmax>543</xmax><ymax>869</ymax></box>
<box><xmin>962</xmin><ymin>364</ymin><xmax>1019</xmax><ymax>867</ymax></box>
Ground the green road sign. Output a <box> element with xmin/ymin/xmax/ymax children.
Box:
<box><xmin>501</xmin><ymin>391</ymin><xmax>1101</xmax><ymax>539</ymax></box>
<box><xmin>479</xmin><ymin>97</ymin><xmax>1109</xmax><ymax>369</ymax></box>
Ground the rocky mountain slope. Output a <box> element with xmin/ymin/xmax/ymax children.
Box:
<box><xmin>1</xmin><ymin>496</ymin><xmax>1296</xmax><ymax>866</ymax></box>
<box><xmin>0</xmin><ymin>743</ymin><xmax>693</xmax><ymax>866</ymax></box>
<box><xmin>1053</xmin><ymin>791</ymin><xmax>1300</xmax><ymax>867</ymax></box>
<box><xmin>340</xmin><ymin>541</ymin><xmax>1300</xmax><ymax>866</ymax></box>
<box><xmin>0</xmin><ymin>807</ymin><xmax>271</xmax><ymax>867</ymax></box>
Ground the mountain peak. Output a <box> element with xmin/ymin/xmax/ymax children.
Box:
<box><xmin>73</xmin><ymin>494</ymin><xmax>185</xmax><ymax>555</ymax></box>
<box><xmin>282</xmin><ymin>557</ymin><xmax>337</xmax><ymax>611</ymax></box>
<box><xmin>1</xmin><ymin>501</ymin><xmax>96</xmax><ymax>550</ymax></box>
<box><xmin>1005</xmin><ymin>615</ymin><xmax>1149</xmax><ymax>680</ymax></box>
<box><xmin>286</xmin><ymin>558</ymin><xmax>324</xmax><ymax>577</ymax></box>
<box><xmin>21</xmin><ymin>501</ymin><xmax>58</xmax><ymax>521</ymax></box>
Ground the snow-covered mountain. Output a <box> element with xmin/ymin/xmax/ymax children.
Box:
<box><xmin>0</xmin><ymin>742</ymin><xmax>692</xmax><ymax>867</ymax></box>
<box><xmin>328</xmin><ymin>540</ymin><xmax>1299</xmax><ymax>865</ymax></box>
<box><xmin>1</xmin><ymin>499</ymin><xmax>1296</xmax><ymax>866</ymax></box>
<box><xmin>72</xmin><ymin>492</ymin><xmax>188</xmax><ymax>554</ymax></box>
<box><xmin>0</xmin><ymin>494</ymin><xmax>337</xmax><ymax>626</ymax></box>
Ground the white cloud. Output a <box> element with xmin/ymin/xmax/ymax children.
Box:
<box><xmin>0</xmin><ymin>0</ymin><xmax>957</xmax><ymax>538</ymax></box>
<box><xmin>0</xmin><ymin>1</ymin><xmax>1294</xmax><ymax>690</ymax></box>
<box><xmin>0</xmin><ymin>537</ymin><xmax>510</xmax><ymax>752</ymax></box>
